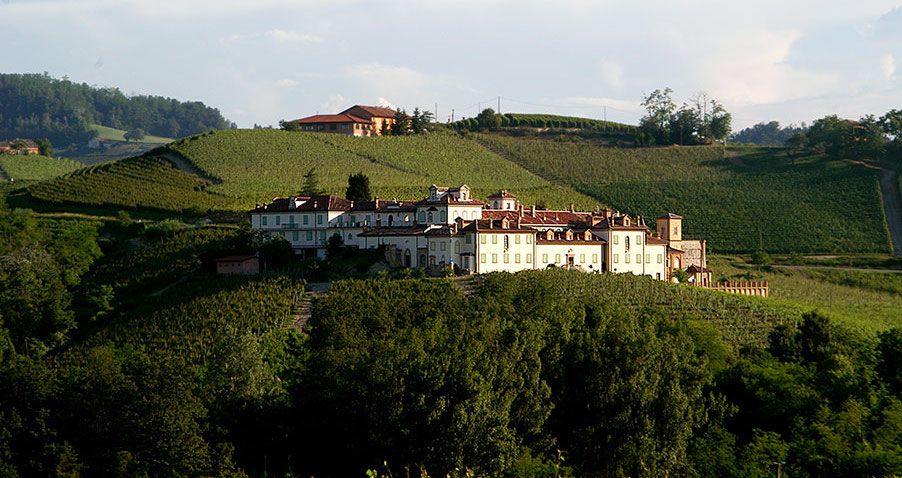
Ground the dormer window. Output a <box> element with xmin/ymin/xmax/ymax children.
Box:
<box><xmin>546</xmin><ymin>230</ymin><xmax>554</xmax><ymax>240</ymax></box>
<box><xmin>624</xmin><ymin>217</ymin><xmax>630</xmax><ymax>226</ymax></box>
<box><xmin>565</xmin><ymin>231</ymin><xmax>573</xmax><ymax>240</ymax></box>
<box><xmin>585</xmin><ymin>231</ymin><xmax>592</xmax><ymax>240</ymax></box>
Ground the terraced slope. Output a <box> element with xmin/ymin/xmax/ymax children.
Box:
<box><xmin>168</xmin><ymin>129</ymin><xmax>599</xmax><ymax>209</ymax></box>
<box><xmin>478</xmin><ymin>135</ymin><xmax>890</xmax><ymax>254</ymax></box>
<box><xmin>0</xmin><ymin>155</ymin><xmax>84</xmax><ymax>181</ymax></box>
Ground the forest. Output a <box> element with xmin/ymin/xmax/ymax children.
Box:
<box><xmin>0</xmin><ymin>200</ymin><xmax>900</xmax><ymax>477</ymax></box>
<box><xmin>0</xmin><ymin>73</ymin><xmax>235</xmax><ymax>148</ymax></box>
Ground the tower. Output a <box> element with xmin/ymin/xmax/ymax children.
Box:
<box><xmin>656</xmin><ymin>213</ymin><xmax>682</xmax><ymax>248</ymax></box>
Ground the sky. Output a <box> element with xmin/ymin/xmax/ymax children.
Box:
<box><xmin>1</xmin><ymin>0</ymin><xmax>901</xmax><ymax>130</ymax></box>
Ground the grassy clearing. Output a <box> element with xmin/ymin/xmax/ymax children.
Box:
<box><xmin>477</xmin><ymin>135</ymin><xmax>890</xmax><ymax>254</ymax></box>
<box><xmin>708</xmin><ymin>256</ymin><xmax>902</xmax><ymax>334</ymax></box>
<box><xmin>91</xmin><ymin>124</ymin><xmax>174</xmax><ymax>144</ymax></box>
<box><xmin>799</xmin><ymin>267</ymin><xmax>902</xmax><ymax>296</ymax></box>
<box><xmin>0</xmin><ymin>155</ymin><xmax>84</xmax><ymax>180</ymax></box>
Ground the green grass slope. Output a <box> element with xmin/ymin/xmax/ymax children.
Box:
<box><xmin>0</xmin><ymin>155</ymin><xmax>84</xmax><ymax>181</ymax></box>
<box><xmin>23</xmin><ymin>155</ymin><xmax>234</xmax><ymax>213</ymax></box>
<box><xmin>168</xmin><ymin>129</ymin><xmax>599</xmax><ymax>209</ymax></box>
<box><xmin>478</xmin><ymin>135</ymin><xmax>890</xmax><ymax>254</ymax></box>
<box><xmin>92</xmin><ymin>124</ymin><xmax>174</xmax><ymax>144</ymax></box>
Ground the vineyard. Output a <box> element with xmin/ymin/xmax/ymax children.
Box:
<box><xmin>472</xmin><ymin>268</ymin><xmax>798</xmax><ymax>348</ymax></box>
<box><xmin>25</xmin><ymin>155</ymin><xmax>236</xmax><ymax>213</ymax></box>
<box><xmin>168</xmin><ymin>129</ymin><xmax>599</xmax><ymax>209</ymax></box>
<box><xmin>708</xmin><ymin>256</ymin><xmax>902</xmax><ymax>333</ymax></box>
<box><xmin>74</xmin><ymin>275</ymin><xmax>303</xmax><ymax>365</ymax></box>
<box><xmin>0</xmin><ymin>155</ymin><xmax>84</xmax><ymax>181</ymax></box>
<box><xmin>478</xmin><ymin>135</ymin><xmax>891</xmax><ymax>253</ymax></box>
<box><xmin>452</xmin><ymin>113</ymin><xmax>638</xmax><ymax>134</ymax></box>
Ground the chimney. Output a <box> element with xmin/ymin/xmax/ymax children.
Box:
<box><xmin>452</xmin><ymin>222</ymin><xmax>458</xmax><ymax>234</ymax></box>
<box><xmin>375</xmin><ymin>197</ymin><xmax>380</xmax><ymax>208</ymax></box>
<box><xmin>516</xmin><ymin>217</ymin><xmax>521</xmax><ymax>228</ymax></box>
<box><xmin>530</xmin><ymin>205</ymin><xmax>536</xmax><ymax>216</ymax></box>
<box><xmin>569</xmin><ymin>203</ymin><xmax>575</xmax><ymax>213</ymax></box>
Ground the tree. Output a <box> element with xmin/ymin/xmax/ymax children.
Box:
<box><xmin>390</xmin><ymin>110</ymin><xmax>411</xmax><ymax>136</ymax></box>
<box><xmin>410</xmin><ymin>108</ymin><xmax>434</xmax><ymax>135</ymax></box>
<box><xmin>36</xmin><ymin>138</ymin><xmax>52</xmax><ymax>157</ymax></box>
<box><xmin>639</xmin><ymin>88</ymin><xmax>676</xmax><ymax>145</ymax></box>
<box><xmin>301</xmin><ymin>168</ymin><xmax>323</xmax><ymax>195</ymax></box>
<box><xmin>279</xmin><ymin>120</ymin><xmax>300</xmax><ymax>132</ymax></box>
<box><xmin>346</xmin><ymin>173</ymin><xmax>372</xmax><ymax>202</ymax></box>
<box><xmin>123</xmin><ymin>128</ymin><xmax>145</xmax><ymax>142</ymax></box>
<box><xmin>476</xmin><ymin>108</ymin><xmax>501</xmax><ymax>131</ymax></box>
<box><xmin>709</xmin><ymin>100</ymin><xmax>732</xmax><ymax>155</ymax></box>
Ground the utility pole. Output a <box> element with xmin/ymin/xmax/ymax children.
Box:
<box><xmin>451</xmin><ymin>109</ymin><xmax>454</xmax><ymax>123</ymax></box>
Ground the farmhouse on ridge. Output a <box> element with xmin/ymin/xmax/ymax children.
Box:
<box><xmin>250</xmin><ymin>184</ymin><xmax>707</xmax><ymax>282</ymax></box>
<box><xmin>286</xmin><ymin>105</ymin><xmax>397</xmax><ymax>136</ymax></box>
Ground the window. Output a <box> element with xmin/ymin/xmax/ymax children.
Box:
<box><xmin>338</xmin><ymin>216</ymin><xmax>343</xmax><ymax>225</ymax></box>
<box><xmin>293</xmin><ymin>231</ymin><xmax>298</xmax><ymax>241</ymax></box>
<box><xmin>580</xmin><ymin>254</ymin><xmax>585</xmax><ymax>263</ymax></box>
<box><xmin>480</xmin><ymin>235</ymin><xmax>486</xmax><ymax>244</ymax></box>
<box><xmin>625</xmin><ymin>254</ymin><xmax>630</xmax><ymax>263</ymax></box>
<box><xmin>674</xmin><ymin>226</ymin><xmax>679</xmax><ymax>235</ymax></box>
<box><xmin>366</xmin><ymin>215</ymin><xmax>371</xmax><ymax>224</ymax></box>
<box><xmin>657</xmin><ymin>254</ymin><xmax>663</xmax><ymax>263</ymax></box>
<box><xmin>592</xmin><ymin>254</ymin><xmax>598</xmax><ymax>263</ymax></box>
<box><xmin>492</xmin><ymin>253</ymin><xmax>498</xmax><ymax>263</ymax></box>
<box><xmin>440</xmin><ymin>242</ymin><xmax>446</xmax><ymax>251</ymax></box>
<box><xmin>455</xmin><ymin>242</ymin><xmax>460</xmax><ymax>253</ymax></box>
<box><xmin>527</xmin><ymin>235</ymin><xmax>532</xmax><ymax>244</ymax></box>
<box><xmin>515</xmin><ymin>235</ymin><xmax>521</xmax><ymax>244</ymax></box>
<box><xmin>350</xmin><ymin>215</ymin><xmax>356</xmax><ymax>224</ymax></box>
<box><xmin>555</xmin><ymin>253</ymin><xmax>561</xmax><ymax>263</ymax></box>
<box><xmin>645</xmin><ymin>254</ymin><xmax>651</xmax><ymax>264</ymax></box>
<box><xmin>542</xmin><ymin>253</ymin><xmax>548</xmax><ymax>263</ymax></box>
<box><xmin>614</xmin><ymin>254</ymin><xmax>619</xmax><ymax>263</ymax></box>
<box><xmin>624</xmin><ymin>236</ymin><xmax>630</xmax><ymax>250</ymax></box>
<box><xmin>440</xmin><ymin>211</ymin><xmax>446</xmax><ymax>222</ymax></box>
<box><xmin>262</xmin><ymin>216</ymin><xmax>268</xmax><ymax>226</ymax></box>
<box><xmin>481</xmin><ymin>253</ymin><xmax>487</xmax><ymax>263</ymax></box>
<box><xmin>503</xmin><ymin>254</ymin><xmax>509</xmax><ymax>263</ymax></box>
<box><xmin>504</xmin><ymin>235</ymin><xmax>509</xmax><ymax>250</ymax></box>
<box><xmin>656</xmin><ymin>273</ymin><xmax>661</xmax><ymax>280</ymax></box>
<box><xmin>430</xmin><ymin>242</ymin><xmax>436</xmax><ymax>250</ymax></box>
<box><xmin>419</xmin><ymin>211</ymin><xmax>426</xmax><ymax>222</ymax></box>
<box><xmin>317</xmin><ymin>215</ymin><xmax>323</xmax><ymax>224</ymax></box>
<box><xmin>428</xmin><ymin>212</ymin><xmax>433</xmax><ymax>223</ymax></box>
<box><xmin>636</xmin><ymin>254</ymin><xmax>641</xmax><ymax>263</ymax></box>
<box><xmin>526</xmin><ymin>254</ymin><xmax>532</xmax><ymax>263</ymax></box>
<box><xmin>275</xmin><ymin>216</ymin><xmax>281</xmax><ymax>225</ymax></box>
<box><xmin>289</xmin><ymin>215</ymin><xmax>295</xmax><ymax>225</ymax></box>
<box><xmin>466</xmin><ymin>235</ymin><xmax>472</xmax><ymax>244</ymax></box>
<box><xmin>613</xmin><ymin>235</ymin><xmax>619</xmax><ymax>244</ymax></box>
<box><xmin>492</xmin><ymin>235</ymin><xmax>498</xmax><ymax>244</ymax></box>
<box><xmin>515</xmin><ymin>253</ymin><xmax>521</xmax><ymax>263</ymax></box>
<box><xmin>303</xmin><ymin>215</ymin><xmax>309</xmax><ymax>225</ymax></box>
<box><xmin>320</xmin><ymin>231</ymin><xmax>326</xmax><ymax>241</ymax></box>
<box><xmin>306</xmin><ymin>231</ymin><xmax>313</xmax><ymax>241</ymax></box>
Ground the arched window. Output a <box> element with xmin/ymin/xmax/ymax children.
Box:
<box><xmin>405</xmin><ymin>249</ymin><xmax>411</xmax><ymax>267</ymax></box>
<box><xmin>462</xmin><ymin>211</ymin><xmax>468</xmax><ymax>220</ymax></box>
<box><xmin>428</xmin><ymin>212</ymin><xmax>433</xmax><ymax>223</ymax></box>
<box><xmin>504</xmin><ymin>235</ymin><xmax>509</xmax><ymax>250</ymax></box>
<box><xmin>420</xmin><ymin>211</ymin><xmax>426</xmax><ymax>223</ymax></box>
<box><xmin>546</xmin><ymin>230</ymin><xmax>554</xmax><ymax>240</ymax></box>
<box><xmin>585</xmin><ymin>231</ymin><xmax>592</xmax><ymax>240</ymax></box>
<box><xmin>455</xmin><ymin>242</ymin><xmax>460</xmax><ymax>253</ymax></box>
<box><xmin>566</xmin><ymin>230</ymin><xmax>573</xmax><ymax>240</ymax></box>
<box><xmin>625</xmin><ymin>236</ymin><xmax>630</xmax><ymax>250</ymax></box>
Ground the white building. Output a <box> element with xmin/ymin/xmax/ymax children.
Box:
<box><xmin>249</xmin><ymin>185</ymin><xmax>703</xmax><ymax>281</ymax></box>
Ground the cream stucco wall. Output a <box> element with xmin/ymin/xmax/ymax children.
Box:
<box><xmin>475</xmin><ymin>231</ymin><xmax>535</xmax><ymax>273</ymax></box>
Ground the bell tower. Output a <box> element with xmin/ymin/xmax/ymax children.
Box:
<box><xmin>656</xmin><ymin>213</ymin><xmax>682</xmax><ymax>248</ymax></box>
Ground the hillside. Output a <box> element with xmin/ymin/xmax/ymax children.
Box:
<box><xmin>0</xmin><ymin>155</ymin><xmax>84</xmax><ymax>181</ymax></box>
<box><xmin>91</xmin><ymin>124</ymin><xmax>174</xmax><ymax>144</ymax></box>
<box><xmin>477</xmin><ymin>135</ymin><xmax>890</xmax><ymax>253</ymax></box>
<box><xmin>166</xmin><ymin>129</ymin><xmax>600</xmax><ymax>209</ymax></box>
<box><xmin>0</xmin><ymin>72</ymin><xmax>233</xmax><ymax>147</ymax></box>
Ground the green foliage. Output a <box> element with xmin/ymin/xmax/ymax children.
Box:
<box><xmin>0</xmin><ymin>72</ymin><xmax>232</xmax><ymax>146</ymax></box>
<box><xmin>26</xmin><ymin>155</ymin><xmax>235</xmax><ymax>212</ymax></box>
<box><xmin>36</xmin><ymin>138</ymin><xmax>52</xmax><ymax>157</ymax></box>
<box><xmin>346</xmin><ymin>172</ymin><xmax>373</xmax><ymax>201</ymax></box>
<box><xmin>477</xmin><ymin>135</ymin><xmax>890</xmax><ymax>253</ymax></box>
<box><xmin>91</xmin><ymin>124</ymin><xmax>173</xmax><ymax>144</ymax></box>
<box><xmin>123</xmin><ymin>128</ymin><xmax>146</xmax><ymax>143</ymax></box>
<box><xmin>0</xmin><ymin>155</ymin><xmax>83</xmax><ymax>181</ymax></box>
<box><xmin>802</xmin><ymin>268</ymin><xmax>902</xmax><ymax>296</ymax></box>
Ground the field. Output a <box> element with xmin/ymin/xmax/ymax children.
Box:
<box><xmin>168</xmin><ymin>129</ymin><xmax>599</xmax><ymax>209</ymax></box>
<box><xmin>91</xmin><ymin>124</ymin><xmax>174</xmax><ymax>144</ymax></box>
<box><xmin>0</xmin><ymin>154</ymin><xmax>84</xmax><ymax>180</ymax></box>
<box><xmin>708</xmin><ymin>256</ymin><xmax>902</xmax><ymax>333</ymax></box>
<box><xmin>23</xmin><ymin>155</ymin><xmax>235</xmax><ymax>213</ymax></box>
<box><xmin>478</xmin><ymin>135</ymin><xmax>890</xmax><ymax>253</ymax></box>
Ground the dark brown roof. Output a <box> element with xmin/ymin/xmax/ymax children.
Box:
<box><xmin>656</xmin><ymin>213</ymin><xmax>682</xmax><ymax>219</ymax></box>
<box><xmin>488</xmin><ymin>190</ymin><xmax>517</xmax><ymax>199</ymax></box>
<box><xmin>250</xmin><ymin>195</ymin><xmax>352</xmax><ymax>213</ymax></box>
<box><xmin>350</xmin><ymin>200</ymin><xmax>417</xmax><ymax>212</ymax></box>
<box><xmin>341</xmin><ymin>105</ymin><xmax>398</xmax><ymax>118</ymax></box>
<box><xmin>686</xmin><ymin>264</ymin><xmax>712</xmax><ymax>273</ymax></box>
<box><xmin>289</xmin><ymin>114</ymin><xmax>372</xmax><ymax>124</ymax></box>
<box><xmin>645</xmin><ymin>236</ymin><xmax>670</xmax><ymax>245</ymax></box>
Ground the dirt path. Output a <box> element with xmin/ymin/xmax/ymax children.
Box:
<box><xmin>289</xmin><ymin>282</ymin><xmax>332</xmax><ymax>331</ymax></box>
<box><xmin>158</xmin><ymin>150</ymin><xmax>221</xmax><ymax>184</ymax></box>
<box><xmin>773</xmin><ymin>265</ymin><xmax>902</xmax><ymax>274</ymax></box>
<box><xmin>879</xmin><ymin>168</ymin><xmax>902</xmax><ymax>256</ymax></box>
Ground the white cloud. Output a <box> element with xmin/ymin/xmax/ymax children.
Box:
<box><xmin>880</xmin><ymin>54</ymin><xmax>896</xmax><ymax>80</ymax></box>
<box><xmin>228</xmin><ymin>29</ymin><xmax>322</xmax><ymax>45</ymax></box>
<box><xmin>376</xmin><ymin>97</ymin><xmax>397</xmax><ymax>110</ymax></box>
<box><xmin>276</xmin><ymin>78</ymin><xmax>298</xmax><ymax>87</ymax></box>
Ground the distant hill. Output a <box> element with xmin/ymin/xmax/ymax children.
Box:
<box><xmin>0</xmin><ymin>73</ymin><xmax>234</xmax><ymax>147</ymax></box>
<box><xmin>452</xmin><ymin>112</ymin><xmax>638</xmax><ymax>135</ymax></box>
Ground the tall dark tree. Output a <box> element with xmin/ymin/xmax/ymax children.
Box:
<box><xmin>301</xmin><ymin>168</ymin><xmax>323</xmax><ymax>196</ymax></box>
<box><xmin>346</xmin><ymin>173</ymin><xmax>373</xmax><ymax>202</ymax></box>
<box><xmin>36</xmin><ymin>138</ymin><xmax>52</xmax><ymax>157</ymax></box>
<box><xmin>476</xmin><ymin>108</ymin><xmax>501</xmax><ymax>131</ymax></box>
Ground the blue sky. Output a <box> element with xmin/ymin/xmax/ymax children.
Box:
<box><xmin>2</xmin><ymin>0</ymin><xmax>900</xmax><ymax>130</ymax></box>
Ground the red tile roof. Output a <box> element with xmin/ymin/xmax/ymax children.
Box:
<box><xmin>289</xmin><ymin>114</ymin><xmax>372</xmax><ymax>124</ymax></box>
<box><xmin>341</xmin><ymin>105</ymin><xmax>398</xmax><ymax>118</ymax></box>
<box><xmin>488</xmin><ymin>190</ymin><xmax>518</xmax><ymax>199</ymax></box>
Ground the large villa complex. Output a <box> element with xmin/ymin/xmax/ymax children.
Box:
<box><xmin>250</xmin><ymin>184</ymin><xmax>707</xmax><ymax>282</ymax></box>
